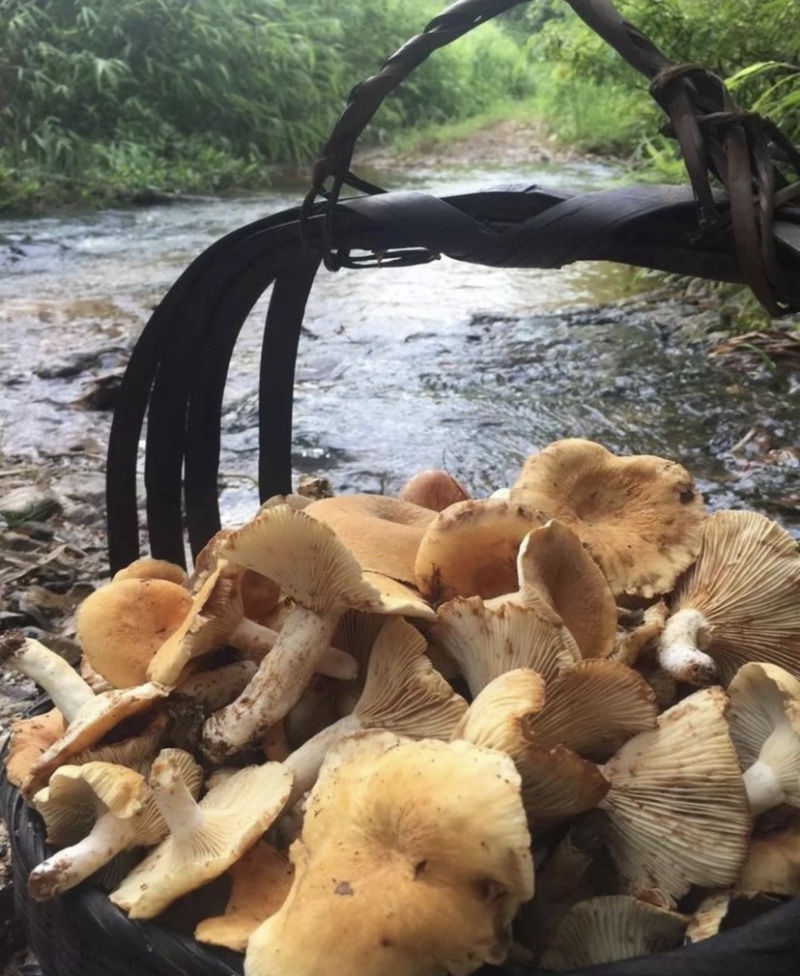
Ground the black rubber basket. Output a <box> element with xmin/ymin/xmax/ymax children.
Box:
<box><xmin>3</xmin><ymin>1</ymin><xmax>800</xmax><ymax>974</ymax></box>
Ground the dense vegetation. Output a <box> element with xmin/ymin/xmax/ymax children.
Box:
<box><xmin>0</xmin><ymin>0</ymin><xmax>529</xmax><ymax>210</ymax></box>
<box><xmin>1</xmin><ymin>0</ymin><xmax>797</xmax><ymax>211</ymax></box>
<box><xmin>508</xmin><ymin>0</ymin><xmax>800</xmax><ymax>165</ymax></box>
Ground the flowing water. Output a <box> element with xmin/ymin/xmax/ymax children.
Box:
<box><xmin>1</xmin><ymin>158</ymin><xmax>798</xmax><ymax>536</ymax></box>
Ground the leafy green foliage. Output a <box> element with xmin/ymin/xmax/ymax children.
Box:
<box><xmin>0</xmin><ymin>0</ymin><xmax>531</xmax><ymax>210</ymax></box>
<box><xmin>503</xmin><ymin>0</ymin><xmax>799</xmax><ymax>162</ymax></box>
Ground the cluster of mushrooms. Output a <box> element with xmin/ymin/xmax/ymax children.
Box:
<box><xmin>2</xmin><ymin>437</ymin><xmax>800</xmax><ymax>976</ymax></box>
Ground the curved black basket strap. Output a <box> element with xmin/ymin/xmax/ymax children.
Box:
<box><xmin>106</xmin><ymin>217</ymin><xmax>279</xmax><ymax>572</ymax></box>
<box><xmin>182</xmin><ymin>245</ymin><xmax>321</xmax><ymax>556</ymax></box>
<box><xmin>258</xmin><ymin>250</ymin><xmax>321</xmax><ymax>502</ymax></box>
<box><xmin>107</xmin><ymin>209</ymin><xmax>306</xmax><ymax>571</ymax></box>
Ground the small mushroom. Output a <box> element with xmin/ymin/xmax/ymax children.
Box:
<box><xmin>540</xmin><ymin>896</ymin><xmax>688</xmax><ymax>970</ymax></box>
<box><xmin>304</xmin><ymin>493</ymin><xmax>437</xmax><ymax>585</ymax></box>
<box><xmin>5</xmin><ymin>709</ymin><xmax>66</xmax><ymax>789</ymax></box>
<box><xmin>510</xmin><ymin>521</ymin><xmax>617</xmax><ymax>659</ymax></box>
<box><xmin>112</xmin><ymin>558</ymin><xmax>187</xmax><ymax>586</ymax></box>
<box><xmin>398</xmin><ymin>470</ymin><xmax>470</xmax><ymax>512</ymax></box>
<box><xmin>28</xmin><ymin>749</ymin><xmax>202</xmax><ymax>900</ymax></box>
<box><xmin>727</xmin><ymin>662</ymin><xmax>800</xmax><ymax>815</ymax></box>
<box><xmin>658</xmin><ymin>511</ymin><xmax>800</xmax><ymax>685</ymax></box>
<box><xmin>22</xmin><ymin>680</ymin><xmax>168</xmax><ymax>799</ymax></box>
<box><xmin>525</xmin><ymin>659</ymin><xmax>658</xmax><ymax>762</ymax></box>
<box><xmin>195</xmin><ymin>842</ymin><xmax>294</xmax><ymax>951</ymax></box>
<box><xmin>430</xmin><ymin>597</ymin><xmax>580</xmax><ymax>698</ymax></box>
<box><xmin>110</xmin><ymin>752</ymin><xmax>292</xmax><ymax>919</ymax></box>
<box><xmin>599</xmin><ymin>687</ymin><xmax>751</xmax><ymax>898</ymax></box>
<box><xmin>509</xmin><ymin>438</ymin><xmax>706</xmax><ymax>598</ymax></box>
<box><xmin>612</xmin><ymin>600</ymin><xmax>668</xmax><ymax>666</ymax></box>
<box><xmin>245</xmin><ymin>731</ymin><xmax>533</xmax><ymax>976</ymax></box>
<box><xmin>453</xmin><ymin>670</ymin><xmax>609</xmax><ymax>827</ymax></box>
<box><xmin>686</xmin><ymin>891</ymin><xmax>783</xmax><ymax>942</ymax></box>
<box><xmin>414</xmin><ymin>499</ymin><xmax>546</xmax><ymax>604</ymax></box>
<box><xmin>76</xmin><ymin>578</ymin><xmax>194</xmax><ymax>687</ymax></box>
<box><xmin>201</xmin><ymin>505</ymin><xmax>434</xmax><ymax>763</ymax></box>
<box><xmin>0</xmin><ymin>631</ymin><xmax>94</xmax><ymax>720</ymax></box>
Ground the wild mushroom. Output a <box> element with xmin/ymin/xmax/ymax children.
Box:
<box><xmin>612</xmin><ymin>600</ymin><xmax>669</xmax><ymax>667</ymax></box>
<box><xmin>525</xmin><ymin>659</ymin><xmax>658</xmax><ymax>762</ymax></box>
<box><xmin>739</xmin><ymin>809</ymin><xmax>800</xmax><ymax>896</ymax></box>
<box><xmin>658</xmin><ymin>511</ymin><xmax>800</xmax><ymax>685</ymax></box>
<box><xmin>28</xmin><ymin>749</ymin><xmax>202</xmax><ymax>900</ymax></box>
<box><xmin>279</xmin><ymin>617</ymin><xmax>467</xmax><ymax>808</ymax></box>
<box><xmin>112</xmin><ymin>558</ymin><xmax>187</xmax><ymax>586</ymax></box>
<box><xmin>5</xmin><ymin>708</ymin><xmax>66</xmax><ymax>789</ymax></box>
<box><xmin>22</xmin><ymin>680</ymin><xmax>168</xmax><ymax>799</ymax></box>
<box><xmin>540</xmin><ymin>896</ymin><xmax>688</xmax><ymax>970</ymax></box>
<box><xmin>414</xmin><ymin>499</ymin><xmax>546</xmax><ymax>604</ymax></box>
<box><xmin>195</xmin><ymin>842</ymin><xmax>294</xmax><ymax>951</ymax></box>
<box><xmin>430</xmin><ymin>597</ymin><xmax>580</xmax><ymax>698</ymax></box>
<box><xmin>398</xmin><ymin>470</ymin><xmax>470</xmax><ymax>511</ymax></box>
<box><xmin>304</xmin><ymin>493</ymin><xmax>436</xmax><ymax>584</ymax></box>
<box><xmin>245</xmin><ymin>730</ymin><xmax>533</xmax><ymax>976</ymax></box>
<box><xmin>727</xmin><ymin>662</ymin><xmax>800</xmax><ymax>815</ymax></box>
<box><xmin>509</xmin><ymin>439</ymin><xmax>706</xmax><ymax>599</ymax></box>
<box><xmin>110</xmin><ymin>751</ymin><xmax>292</xmax><ymax>919</ymax></box>
<box><xmin>146</xmin><ymin>562</ymin><xmax>356</xmax><ymax>687</ymax></box>
<box><xmin>76</xmin><ymin>578</ymin><xmax>194</xmax><ymax>687</ymax></box>
<box><xmin>1</xmin><ymin>631</ymin><xmax>94</xmax><ymax>719</ymax></box>
<box><xmin>453</xmin><ymin>670</ymin><xmax>609</xmax><ymax>826</ymax></box>
<box><xmin>201</xmin><ymin>505</ymin><xmax>435</xmax><ymax>763</ymax></box>
<box><xmin>686</xmin><ymin>891</ymin><xmax>781</xmax><ymax>942</ymax></box>
<box><xmin>507</xmin><ymin>521</ymin><xmax>617</xmax><ymax>659</ymax></box>
<box><xmin>599</xmin><ymin>687</ymin><xmax>751</xmax><ymax>898</ymax></box>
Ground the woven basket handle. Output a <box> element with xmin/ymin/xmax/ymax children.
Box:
<box><xmin>305</xmin><ymin>0</ymin><xmax>800</xmax><ymax>315</ymax></box>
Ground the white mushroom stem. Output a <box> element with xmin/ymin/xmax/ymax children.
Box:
<box><xmin>657</xmin><ymin>609</ymin><xmax>717</xmax><ymax>685</ymax></box>
<box><xmin>202</xmin><ymin>608</ymin><xmax>339</xmax><ymax>763</ymax></box>
<box><xmin>0</xmin><ymin>633</ymin><xmax>94</xmax><ymax>721</ymax></box>
<box><xmin>283</xmin><ymin>714</ymin><xmax>362</xmax><ymax>808</ymax></box>
<box><xmin>150</xmin><ymin>761</ymin><xmax>206</xmax><ymax>840</ymax></box>
<box><xmin>28</xmin><ymin>811</ymin><xmax>137</xmax><ymax>900</ymax></box>
<box><xmin>226</xmin><ymin>619</ymin><xmax>357</xmax><ymax>680</ymax></box>
<box><xmin>744</xmin><ymin>760</ymin><xmax>784</xmax><ymax>816</ymax></box>
<box><xmin>743</xmin><ymin>723</ymin><xmax>800</xmax><ymax>815</ymax></box>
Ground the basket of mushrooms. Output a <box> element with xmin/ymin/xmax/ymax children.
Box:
<box><xmin>2</xmin><ymin>438</ymin><xmax>800</xmax><ymax>976</ymax></box>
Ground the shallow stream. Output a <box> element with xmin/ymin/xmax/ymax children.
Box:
<box><xmin>1</xmin><ymin>158</ymin><xmax>798</xmax><ymax>535</ymax></box>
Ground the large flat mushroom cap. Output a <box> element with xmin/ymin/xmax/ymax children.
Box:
<box><xmin>246</xmin><ymin>731</ymin><xmax>533</xmax><ymax>976</ymax></box>
<box><xmin>509</xmin><ymin>439</ymin><xmax>706</xmax><ymax>598</ymax></box>
<box><xmin>305</xmin><ymin>494</ymin><xmax>436</xmax><ymax>584</ymax></box>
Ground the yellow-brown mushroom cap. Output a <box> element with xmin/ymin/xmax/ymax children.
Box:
<box><xmin>398</xmin><ymin>470</ymin><xmax>470</xmax><ymax>512</ymax></box>
<box><xmin>195</xmin><ymin>841</ymin><xmax>294</xmax><ymax>952</ymax></box>
<box><xmin>5</xmin><ymin>708</ymin><xmax>66</xmax><ymax>789</ymax></box>
<box><xmin>305</xmin><ymin>494</ymin><xmax>436</xmax><ymax>585</ymax></box>
<box><xmin>512</xmin><ymin>521</ymin><xmax>617</xmax><ymax>659</ymax></box>
<box><xmin>414</xmin><ymin>499</ymin><xmax>547</xmax><ymax>604</ymax></box>
<box><xmin>509</xmin><ymin>439</ymin><xmax>706</xmax><ymax>598</ymax></box>
<box><xmin>112</xmin><ymin>558</ymin><xmax>187</xmax><ymax>586</ymax></box>
<box><xmin>245</xmin><ymin>731</ymin><xmax>533</xmax><ymax>976</ymax></box>
<box><xmin>76</xmin><ymin>578</ymin><xmax>193</xmax><ymax>688</ymax></box>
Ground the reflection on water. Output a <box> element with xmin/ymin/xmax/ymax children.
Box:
<box><xmin>0</xmin><ymin>158</ymin><xmax>798</xmax><ymax>536</ymax></box>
